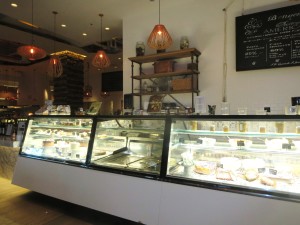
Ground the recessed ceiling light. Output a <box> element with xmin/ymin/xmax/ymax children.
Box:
<box><xmin>105</xmin><ymin>27</ymin><xmax>110</xmax><ymax>31</ymax></box>
<box><xmin>61</xmin><ymin>24</ymin><xmax>67</xmax><ymax>28</ymax></box>
<box><xmin>82</xmin><ymin>33</ymin><xmax>87</xmax><ymax>36</ymax></box>
<box><xmin>11</xmin><ymin>3</ymin><xmax>18</xmax><ymax>7</ymax></box>
<box><xmin>118</xmin><ymin>57</ymin><xmax>122</xmax><ymax>60</ymax></box>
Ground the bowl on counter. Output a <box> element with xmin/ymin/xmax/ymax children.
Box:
<box><xmin>293</xmin><ymin>141</ymin><xmax>300</xmax><ymax>150</ymax></box>
<box><xmin>265</xmin><ymin>138</ymin><xmax>288</xmax><ymax>150</ymax></box>
<box><xmin>220</xmin><ymin>157</ymin><xmax>241</xmax><ymax>171</ymax></box>
<box><xmin>197</xmin><ymin>137</ymin><xmax>216</xmax><ymax>147</ymax></box>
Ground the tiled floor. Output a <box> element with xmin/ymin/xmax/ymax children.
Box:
<box><xmin>0</xmin><ymin>177</ymin><xmax>140</xmax><ymax>225</ymax></box>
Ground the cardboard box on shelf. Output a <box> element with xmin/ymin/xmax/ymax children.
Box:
<box><xmin>172</xmin><ymin>78</ymin><xmax>192</xmax><ymax>90</ymax></box>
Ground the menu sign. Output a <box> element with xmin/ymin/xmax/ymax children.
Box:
<box><xmin>236</xmin><ymin>4</ymin><xmax>300</xmax><ymax>71</ymax></box>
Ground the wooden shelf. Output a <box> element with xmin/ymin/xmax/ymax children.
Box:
<box><xmin>128</xmin><ymin>48</ymin><xmax>201</xmax><ymax>64</ymax></box>
<box><xmin>132</xmin><ymin>89</ymin><xmax>200</xmax><ymax>96</ymax></box>
<box><xmin>129</xmin><ymin>48</ymin><xmax>201</xmax><ymax>110</ymax></box>
<box><xmin>132</xmin><ymin>70</ymin><xmax>199</xmax><ymax>80</ymax></box>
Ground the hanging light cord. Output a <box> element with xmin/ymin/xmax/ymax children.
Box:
<box><xmin>52</xmin><ymin>11</ymin><xmax>58</xmax><ymax>52</ymax></box>
<box><xmin>86</xmin><ymin>62</ymin><xmax>90</xmax><ymax>84</ymax></box>
<box><xmin>99</xmin><ymin>14</ymin><xmax>104</xmax><ymax>44</ymax></box>
<box><xmin>158</xmin><ymin>0</ymin><xmax>161</xmax><ymax>24</ymax></box>
<box><xmin>31</xmin><ymin>0</ymin><xmax>34</xmax><ymax>45</ymax></box>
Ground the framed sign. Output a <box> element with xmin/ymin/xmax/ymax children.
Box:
<box><xmin>236</xmin><ymin>4</ymin><xmax>300</xmax><ymax>71</ymax></box>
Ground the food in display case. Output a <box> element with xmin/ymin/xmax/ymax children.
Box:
<box><xmin>90</xmin><ymin>118</ymin><xmax>166</xmax><ymax>175</ymax></box>
<box><xmin>167</xmin><ymin>117</ymin><xmax>300</xmax><ymax>197</ymax></box>
<box><xmin>21</xmin><ymin>117</ymin><xmax>93</xmax><ymax>163</ymax></box>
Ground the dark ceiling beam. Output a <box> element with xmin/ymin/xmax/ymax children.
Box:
<box><xmin>0</xmin><ymin>13</ymin><xmax>80</xmax><ymax>47</ymax></box>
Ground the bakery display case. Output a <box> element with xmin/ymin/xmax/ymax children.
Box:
<box><xmin>89</xmin><ymin>117</ymin><xmax>166</xmax><ymax>176</ymax></box>
<box><xmin>166</xmin><ymin>116</ymin><xmax>300</xmax><ymax>200</ymax></box>
<box><xmin>20</xmin><ymin>116</ymin><xmax>94</xmax><ymax>164</ymax></box>
<box><xmin>18</xmin><ymin>115</ymin><xmax>300</xmax><ymax>201</ymax></box>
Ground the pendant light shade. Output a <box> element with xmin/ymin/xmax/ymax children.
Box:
<box><xmin>48</xmin><ymin>55</ymin><xmax>63</xmax><ymax>77</ymax></box>
<box><xmin>147</xmin><ymin>0</ymin><xmax>172</xmax><ymax>51</ymax></box>
<box><xmin>17</xmin><ymin>0</ymin><xmax>46</xmax><ymax>61</ymax></box>
<box><xmin>92</xmin><ymin>14</ymin><xmax>111</xmax><ymax>69</ymax></box>
<box><xmin>47</xmin><ymin>11</ymin><xmax>63</xmax><ymax>77</ymax></box>
<box><xmin>17</xmin><ymin>45</ymin><xmax>47</xmax><ymax>61</ymax></box>
<box><xmin>92</xmin><ymin>50</ymin><xmax>111</xmax><ymax>68</ymax></box>
<box><xmin>147</xmin><ymin>24</ymin><xmax>172</xmax><ymax>50</ymax></box>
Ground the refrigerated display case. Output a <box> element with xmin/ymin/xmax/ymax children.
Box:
<box><xmin>89</xmin><ymin>117</ymin><xmax>167</xmax><ymax>177</ymax></box>
<box><xmin>20</xmin><ymin>116</ymin><xmax>94</xmax><ymax>164</ymax></box>
<box><xmin>166</xmin><ymin>115</ymin><xmax>300</xmax><ymax>200</ymax></box>
<box><xmin>13</xmin><ymin>115</ymin><xmax>300</xmax><ymax>225</ymax></box>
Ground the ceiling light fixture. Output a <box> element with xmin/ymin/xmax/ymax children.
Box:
<box><xmin>147</xmin><ymin>0</ymin><xmax>172</xmax><ymax>53</ymax></box>
<box><xmin>17</xmin><ymin>0</ymin><xmax>46</xmax><ymax>61</ymax></box>
<box><xmin>92</xmin><ymin>14</ymin><xmax>111</xmax><ymax>69</ymax></box>
<box><xmin>61</xmin><ymin>24</ymin><xmax>66</xmax><ymax>27</ymax></box>
<box><xmin>11</xmin><ymin>3</ymin><xmax>18</xmax><ymax>7</ymax></box>
<box><xmin>47</xmin><ymin>11</ymin><xmax>63</xmax><ymax>78</ymax></box>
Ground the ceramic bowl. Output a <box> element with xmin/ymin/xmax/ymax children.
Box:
<box><xmin>198</xmin><ymin>137</ymin><xmax>216</xmax><ymax>147</ymax></box>
<box><xmin>265</xmin><ymin>138</ymin><xmax>288</xmax><ymax>150</ymax></box>
<box><xmin>293</xmin><ymin>141</ymin><xmax>300</xmax><ymax>150</ymax></box>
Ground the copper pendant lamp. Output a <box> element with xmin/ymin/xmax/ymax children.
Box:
<box><xmin>47</xmin><ymin>11</ymin><xmax>63</xmax><ymax>78</ymax></box>
<box><xmin>17</xmin><ymin>0</ymin><xmax>46</xmax><ymax>61</ymax></box>
<box><xmin>92</xmin><ymin>14</ymin><xmax>111</xmax><ymax>69</ymax></box>
<box><xmin>147</xmin><ymin>0</ymin><xmax>173</xmax><ymax>51</ymax></box>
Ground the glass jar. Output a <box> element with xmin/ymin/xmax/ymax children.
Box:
<box><xmin>180</xmin><ymin>36</ymin><xmax>189</xmax><ymax>49</ymax></box>
<box><xmin>136</xmin><ymin>41</ymin><xmax>145</xmax><ymax>56</ymax></box>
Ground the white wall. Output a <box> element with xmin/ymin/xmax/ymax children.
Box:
<box><xmin>123</xmin><ymin>0</ymin><xmax>300</xmax><ymax>115</ymax></box>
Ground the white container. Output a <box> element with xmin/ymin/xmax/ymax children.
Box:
<box><xmin>265</xmin><ymin>138</ymin><xmax>288</xmax><ymax>150</ymax></box>
<box><xmin>198</xmin><ymin>137</ymin><xmax>216</xmax><ymax>147</ymax></box>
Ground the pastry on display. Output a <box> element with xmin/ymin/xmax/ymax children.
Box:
<box><xmin>194</xmin><ymin>161</ymin><xmax>216</xmax><ymax>175</ymax></box>
<box><xmin>79</xmin><ymin>140</ymin><xmax>89</xmax><ymax>147</ymax></box>
<box><xmin>244</xmin><ymin>169</ymin><xmax>259</xmax><ymax>182</ymax></box>
<box><xmin>94</xmin><ymin>151</ymin><xmax>107</xmax><ymax>156</ymax></box>
<box><xmin>216</xmin><ymin>168</ymin><xmax>233</xmax><ymax>181</ymax></box>
<box><xmin>43</xmin><ymin>140</ymin><xmax>54</xmax><ymax>147</ymax></box>
<box><xmin>80</xmin><ymin>132</ymin><xmax>89</xmax><ymax>137</ymax></box>
<box><xmin>260</xmin><ymin>176</ymin><xmax>276</xmax><ymax>187</ymax></box>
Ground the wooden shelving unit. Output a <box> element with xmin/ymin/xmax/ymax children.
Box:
<box><xmin>128</xmin><ymin>48</ymin><xmax>201</xmax><ymax>111</ymax></box>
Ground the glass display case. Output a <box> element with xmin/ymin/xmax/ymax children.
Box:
<box><xmin>166</xmin><ymin>116</ymin><xmax>300</xmax><ymax>199</ymax></box>
<box><xmin>89</xmin><ymin>117</ymin><xmax>166</xmax><ymax>176</ymax></box>
<box><xmin>21</xmin><ymin>116</ymin><xmax>94</xmax><ymax>164</ymax></box>
<box><xmin>19</xmin><ymin>115</ymin><xmax>300</xmax><ymax>201</ymax></box>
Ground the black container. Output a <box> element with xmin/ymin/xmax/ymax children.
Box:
<box><xmin>291</xmin><ymin>97</ymin><xmax>300</xmax><ymax>106</ymax></box>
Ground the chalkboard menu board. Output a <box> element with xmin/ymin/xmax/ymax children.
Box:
<box><xmin>236</xmin><ymin>4</ymin><xmax>300</xmax><ymax>71</ymax></box>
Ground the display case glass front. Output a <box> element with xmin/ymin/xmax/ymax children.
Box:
<box><xmin>167</xmin><ymin>116</ymin><xmax>300</xmax><ymax>199</ymax></box>
<box><xmin>21</xmin><ymin>116</ymin><xmax>93</xmax><ymax>164</ymax></box>
<box><xmin>89</xmin><ymin>117</ymin><xmax>166</xmax><ymax>176</ymax></box>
